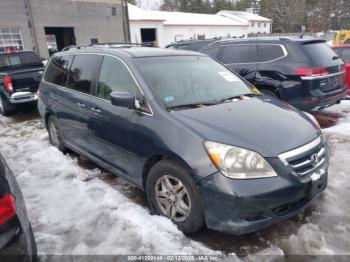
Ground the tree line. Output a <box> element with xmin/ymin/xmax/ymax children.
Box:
<box><xmin>130</xmin><ymin>0</ymin><xmax>350</xmax><ymax>33</ymax></box>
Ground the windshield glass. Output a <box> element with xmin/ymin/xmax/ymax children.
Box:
<box><xmin>136</xmin><ymin>56</ymin><xmax>252</xmax><ymax>109</ymax></box>
<box><xmin>0</xmin><ymin>52</ymin><xmax>43</xmax><ymax>70</ymax></box>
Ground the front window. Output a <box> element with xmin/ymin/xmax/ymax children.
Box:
<box><xmin>135</xmin><ymin>56</ymin><xmax>253</xmax><ymax>110</ymax></box>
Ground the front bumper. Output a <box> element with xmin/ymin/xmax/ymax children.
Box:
<box><xmin>8</xmin><ymin>92</ymin><xmax>38</xmax><ymax>104</ymax></box>
<box><xmin>197</xmin><ymin>146</ymin><xmax>329</xmax><ymax>235</ymax></box>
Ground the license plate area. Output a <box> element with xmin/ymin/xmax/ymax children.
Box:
<box><xmin>310</xmin><ymin>169</ymin><xmax>327</xmax><ymax>196</ymax></box>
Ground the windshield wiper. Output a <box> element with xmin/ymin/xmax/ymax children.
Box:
<box><xmin>168</xmin><ymin>102</ymin><xmax>216</xmax><ymax>111</ymax></box>
<box><xmin>333</xmin><ymin>56</ymin><xmax>340</xmax><ymax>60</ymax></box>
<box><xmin>217</xmin><ymin>93</ymin><xmax>258</xmax><ymax>104</ymax></box>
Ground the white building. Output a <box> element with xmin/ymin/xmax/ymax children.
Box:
<box><xmin>128</xmin><ymin>4</ymin><xmax>248</xmax><ymax>47</ymax></box>
<box><xmin>217</xmin><ymin>10</ymin><xmax>272</xmax><ymax>35</ymax></box>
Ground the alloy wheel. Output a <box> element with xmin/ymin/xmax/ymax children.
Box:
<box><xmin>154</xmin><ymin>175</ymin><xmax>191</xmax><ymax>222</ymax></box>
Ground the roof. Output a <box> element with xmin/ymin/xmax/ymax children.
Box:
<box><xmin>208</xmin><ymin>37</ymin><xmax>326</xmax><ymax>46</ymax></box>
<box><xmin>217</xmin><ymin>10</ymin><xmax>272</xmax><ymax>24</ymax></box>
<box><xmin>128</xmin><ymin>4</ymin><xmax>247</xmax><ymax>26</ymax></box>
<box><xmin>58</xmin><ymin>46</ymin><xmax>206</xmax><ymax>58</ymax></box>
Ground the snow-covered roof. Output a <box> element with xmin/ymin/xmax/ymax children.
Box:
<box><xmin>128</xmin><ymin>4</ymin><xmax>247</xmax><ymax>26</ymax></box>
<box><xmin>217</xmin><ymin>10</ymin><xmax>272</xmax><ymax>23</ymax></box>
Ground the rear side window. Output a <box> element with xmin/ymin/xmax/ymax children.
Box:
<box><xmin>220</xmin><ymin>44</ymin><xmax>258</xmax><ymax>64</ymax></box>
<box><xmin>202</xmin><ymin>47</ymin><xmax>220</xmax><ymax>59</ymax></box>
<box><xmin>0</xmin><ymin>52</ymin><xmax>42</xmax><ymax>70</ymax></box>
<box><xmin>44</xmin><ymin>55</ymin><xmax>73</xmax><ymax>86</ymax></box>
<box><xmin>68</xmin><ymin>54</ymin><xmax>102</xmax><ymax>94</ymax></box>
<box><xmin>302</xmin><ymin>42</ymin><xmax>338</xmax><ymax>62</ymax></box>
<box><xmin>258</xmin><ymin>45</ymin><xmax>285</xmax><ymax>62</ymax></box>
<box><xmin>97</xmin><ymin>56</ymin><xmax>139</xmax><ymax>100</ymax></box>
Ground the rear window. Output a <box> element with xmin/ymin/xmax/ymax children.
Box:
<box><xmin>302</xmin><ymin>42</ymin><xmax>338</xmax><ymax>62</ymax></box>
<box><xmin>0</xmin><ymin>52</ymin><xmax>42</xmax><ymax>70</ymax></box>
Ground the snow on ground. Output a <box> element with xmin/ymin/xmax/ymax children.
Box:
<box><xmin>0</xmin><ymin>101</ymin><xmax>350</xmax><ymax>257</ymax></box>
<box><xmin>0</xmin><ymin>115</ymin><xmax>219</xmax><ymax>255</ymax></box>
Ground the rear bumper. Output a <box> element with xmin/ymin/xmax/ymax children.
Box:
<box><xmin>287</xmin><ymin>88</ymin><xmax>346</xmax><ymax>111</ymax></box>
<box><xmin>8</xmin><ymin>92</ymin><xmax>38</xmax><ymax>104</ymax></box>
<box><xmin>0</xmin><ymin>224</ymin><xmax>36</xmax><ymax>262</ymax></box>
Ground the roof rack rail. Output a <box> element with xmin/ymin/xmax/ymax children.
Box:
<box><xmin>89</xmin><ymin>42</ymin><xmax>148</xmax><ymax>47</ymax></box>
<box><xmin>61</xmin><ymin>42</ymin><xmax>149</xmax><ymax>51</ymax></box>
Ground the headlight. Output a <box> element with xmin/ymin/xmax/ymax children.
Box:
<box><xmin>204</xmin><ymin>141</ymin><xmax>277</xmax><ymax>179</ymax></box>
<box><xmin>303</xmin><ymin>111</ymin><xmax>320</xmax><ymax>129</ymax></box>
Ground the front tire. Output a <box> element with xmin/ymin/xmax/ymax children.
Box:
<box><xmin>47</xmin><ymin>115</ymin><xmax>66</xmax><ymax>152</ymax></box>
<box><xmin>146</xmin><ymin>160</ymin><xmax>205</xmax><ymax>233</ymax></box>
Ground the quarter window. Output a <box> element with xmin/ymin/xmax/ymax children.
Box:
<box><xmin>97</xmin><ymin>56</ymin><xmax>139</xmax><ymax>100</ymax></box>
<box><xmin>68</xmin><ymin>54</ymin><xmax>102</xmax><ymax>94</ymax></box>
<box><xmin>258</xmin><ymin>45</ymin><xmax>285</xmax><ymax>62</ymax></box>
<box><xmin>220</xmin><ymin>45</ymin><xmax>258</xmax><ymax>64</ymax></box>
<box><xmin>44</xmin><ymin>55</ymin><xmax>73</xmax><ymax>86</ymax></box>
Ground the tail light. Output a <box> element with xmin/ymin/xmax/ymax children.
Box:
<box><xmin>296</xmin><ymin>67</ymin><xmax>329</xmax><ymax>77</ymax></box>
<box><xmin>4</xmin><ymin>76</ymin><xmax>14</xmax><ymax>94</ymax></box>
<box><xmin>0</xmin><ymin>194</ymin><xmax>16</xmax><ymax>225</ymax></box>
<box><xmin>339</xmin><ymin>64</ymin><xmax>345</xmax><ymax>72</ymax></box>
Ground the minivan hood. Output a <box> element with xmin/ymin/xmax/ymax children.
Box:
<box><xmin>171</xmin><ymin>96</ymin><xmax>320</xmax><ymax>157</ymax></box>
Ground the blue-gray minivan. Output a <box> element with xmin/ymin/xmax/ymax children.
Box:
<box><xmin>38</xmin><ymin>46</ymin><xmax>329</xmax><ymax>234</ymax></box>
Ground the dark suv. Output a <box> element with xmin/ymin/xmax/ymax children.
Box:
<box><xmin>38</xmin><ymin>46</ymin><xmax>328</xmax><ymax>235</ymax></box>
<box><xmin>201</xmin><ymin>38</ymin><xmax>347</xmax><ymax>111</ymax></box>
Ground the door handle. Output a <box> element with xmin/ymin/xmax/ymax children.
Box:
<box><xmin>77</xmin><ymin>102</ymin><xmax>85</xmax><ymax>108</ymax></box>
<box><xmin>91</xmin><ymin>107</ymin><xmax>101</xmax><ymax>113</ymax></box>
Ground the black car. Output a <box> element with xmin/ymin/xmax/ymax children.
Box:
<box><xmin>38</xmin><ymin>46</ymin><xmax>328</xmax><ymax>235</ymax></box>
<box><xmin>0</xmin><ymin>51</ymin><xmax>44</xmax><ymax>116</ymax></box>
<box><xmin>0</xmin><ymin>153</ymin><xmax>37</xmax><ymax>260</ymax></box>
<box><xmin>201</xmin><ymin>37</ymin><xmax>347</xmax><ymax>111</ymax></box>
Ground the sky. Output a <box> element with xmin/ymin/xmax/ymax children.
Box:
<box><xmin>136</xmin><ymin>0</ymin><xmax>162</xmax><ymax>10</ymax></box>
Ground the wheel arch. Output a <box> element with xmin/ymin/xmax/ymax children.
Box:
<box><xmin>142</xmin><ymin>153</ymin><xmax>195</xmax><ymax>190</ymax></box>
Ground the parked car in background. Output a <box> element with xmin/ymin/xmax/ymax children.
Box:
<box><xmin>332</xmin><ymin>44</ymin><xmax>350</xmax><ymax>96</ymax></box>
<box><xmin>0</xmin><ymin>153</ymin><xmax>37</xmax><ymax>259</ymax></box>
<box><xmin>201</xmin><ymin>37</ymin><xmax>346</xmax><ymax>111</ymax></box>
<box><xmin>0</xmin><ymin>51</ymin><xmax>44</xmax><ymax>116</ymax></box>
<box><xmin>166</xmin><ymin>38</ymin><xmax>220</xmax><ymax>51</ymax></box>
<box><xmin>39</xmin><ymin>46</ymin><xmax>328</xmax><ymax>235</ymax></box>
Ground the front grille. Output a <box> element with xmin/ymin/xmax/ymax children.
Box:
<box><xmin>279</xmin><ymin>136</ymin><xmax>327</xmax><ymax>176</ymax></box>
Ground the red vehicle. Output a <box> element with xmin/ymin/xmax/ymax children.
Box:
<box><xmin>333</xmin><ymin>45</ymin><xmax>350</xmax><ymax>96</ymax></box>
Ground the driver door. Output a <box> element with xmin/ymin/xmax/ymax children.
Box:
<box><xmin>87</xmin><ymin>55</ymin><xmax>143</xmax><ymax>181</ymax></box>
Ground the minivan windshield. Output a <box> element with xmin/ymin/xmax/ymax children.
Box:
<box><xmin>136</xmin><ymin>56</ymin><xmax>253</xmax><ymax>109</ymax></box>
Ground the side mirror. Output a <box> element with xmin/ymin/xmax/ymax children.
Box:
<box><xmin>110</xmin><ymin>91</ymin><xmax>136</xmax><ymax>109</ymax></box>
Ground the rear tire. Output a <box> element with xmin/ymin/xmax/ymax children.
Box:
<box><xmin>146</xmin><ymin>160</ymin><xmax>205</xmax><ymax>234</ymax></box>
<box><xmin>47</xmin><ymin>115</ymin><xmax>66</xmax><ymax>152</ymax></box>
<box><xmin>0</xmin><ymin>94</ymin><xmax>15</xmax><ymax>116</ymax></box>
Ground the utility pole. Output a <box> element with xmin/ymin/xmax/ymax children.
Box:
<box><xmin>23</xmin><ymin>0</ymin><xmax>39</xmax><ymax>53</ymax></box>
<box><xmin>121</xmin><ymin>0</ymin><xmax>131</xmax><ymax>42</ymax></box>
